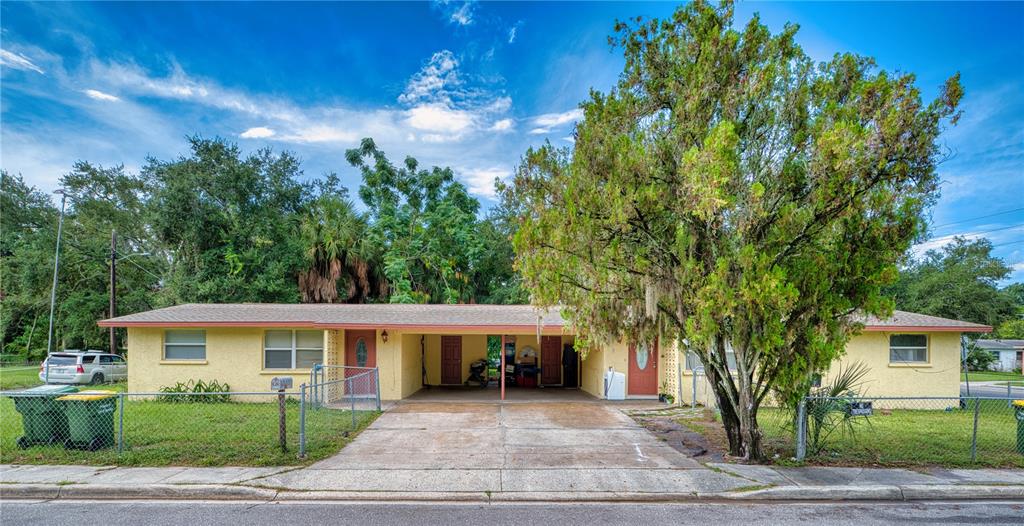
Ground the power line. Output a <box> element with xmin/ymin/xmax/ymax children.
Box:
<box><xmin>930</xmin><ymin>207</ymin><xmax>1024</xmax><ymax>229</ymax></box>
<box><xmin>991</xmin><ymin>239</ymin><xmax>1024</xmax><ymax>248</ymax></box>
<box><xmin>952</xmin><ymin>223</ymin><xmax>1024</xmax><ymax>236</ymax></box>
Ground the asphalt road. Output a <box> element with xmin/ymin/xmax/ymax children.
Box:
<box><xmin>960</xmin><ymin>381</ymin><xmax>1024</xmax><ymax>398</ymax></box>
<box><xmin>3</xmin><ymin>500</ymin><xmax>1024</xmax><ymax>526</ymax></box>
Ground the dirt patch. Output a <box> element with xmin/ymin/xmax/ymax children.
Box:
<box><xmin>628</xmin><ymin>408</ymin><xmax>727</xmax><ymax>462</ymax></box>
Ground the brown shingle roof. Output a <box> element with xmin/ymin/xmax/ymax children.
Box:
<box><xmin>854</xmin><ymin>310</ymin><xmax>991</xmax><ymax>332</ymax></box>
<box><xmin>98</xmin><ymin>304</ymin><xmax>990</xmax><ymax>333</ymax></box>
<box><xmin>98</xmin><ymin>303</ymin><xmax>566</xmax><ymax>330</ymax></box>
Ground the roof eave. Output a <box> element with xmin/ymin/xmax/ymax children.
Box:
<box><xmin>862</xmin><ymin>325</ymin><xmax>992</xmax><ymax>333</ymax></box>
<box><xmin>98</xmin><ymin>320</ymin><xmax>571</xmax><ymax>333</ymax></box>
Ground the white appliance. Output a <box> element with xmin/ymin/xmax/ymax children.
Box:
<box><xmin>603</xmin><ymin>368</ymin><xmax>625</xmax><ymax>400</ymax></box>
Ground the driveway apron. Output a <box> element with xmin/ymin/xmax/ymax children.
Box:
<box><xmin>251</xmin><ymin>398</ymin><xmax>753</xmax><ymax>494</ymax></box>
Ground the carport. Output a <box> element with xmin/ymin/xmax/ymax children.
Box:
<box><xmin>397</xmin><ymin>332</ymin><xmax>584</xmax><ymax>401</ymax></box>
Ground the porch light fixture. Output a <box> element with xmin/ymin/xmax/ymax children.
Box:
<box><xmin>381</xmin><ymin>330</ymin><xmax>389</xmax><ymax>343</ymax></box>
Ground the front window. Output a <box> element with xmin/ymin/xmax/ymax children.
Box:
<box><xmin>264</xmin><ymin>330</ymin><xmax>324</xmax><ymax>369</ymax></box>
<box><xmin>164</xmin><ymin>330</ymin><xmax>206</xmax><ymax>360</ymax></box>
<box><xmin>890</xmin><ymin>334</ymin><xmax>928</xmax><ymax>363</ymax></box>
<box><xmin>684</xmin><ymin>349</ymin><xmax>736</xmax><ymax>371</ymax></box>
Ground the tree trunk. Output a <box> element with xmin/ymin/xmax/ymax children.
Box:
<box><xmin>712</xmin><ymin>380</ymin><xmax>742</xmax><ymax>454</ymax></box>
<box><xmin>706</xmin><ymin>345</ymin><xmax>766</xmax><ymax>461</ymax></box>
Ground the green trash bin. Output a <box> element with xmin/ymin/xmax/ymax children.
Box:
<box><xmin>1014</xmin><ymin>400</ymin><xmax>1024</xmax><ymax>455</ymax></box>
<box><xmin>57</xmin><ymin>390</ymin><xmax>117</xmax><ymax>451</ymax></box>
<box><xmin>9</xmin><ymin>384</ymin><xmax>79</xmax><ymax>449</ymax></box>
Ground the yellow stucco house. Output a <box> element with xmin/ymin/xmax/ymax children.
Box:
<box><xmin>98</xmin><ymin>304</ymin><xmax>990</xmax><ymax>403</ymax></box>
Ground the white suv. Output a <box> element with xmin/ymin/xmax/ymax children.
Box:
<box><xmin>39</xmin><ymin>350</ymin><xmax>127</xmax><ymax>385</ymax></box>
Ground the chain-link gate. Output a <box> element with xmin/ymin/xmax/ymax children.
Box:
<box><xmin>299</xmin><ymin>367</ymin><xmax>381</xmax><ymax>458</ymax></box>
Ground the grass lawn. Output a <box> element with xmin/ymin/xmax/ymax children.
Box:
<box><xmin>0</xmin><ymin>366</ymin><xmax>44</xmax><ymax>391</ymax></box>
<box><xmin>961</xmin><ymin>371</ymin><xmax>1024</xmax><ymax>382</ymax></box>
<box><xmin>679</xmin><ymin>401</ymin><xmax>1024</xmax><ymax>468</ymax></box>
<box><xmin>0</xmin><ymin>396</ymin><xmax>378</xmax><ymax>467</ymax></box>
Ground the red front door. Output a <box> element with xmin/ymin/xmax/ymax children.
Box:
<box><xmin>627</xmin><ymin>339</ymin><xmax>658</xmax><ymax>395</ymax></box>
<box><xmin>441</xmin><ymin>335</ymin><xmax>462</xmax><ymax>385</ymax></box>
<box><xmin>345</xmin><ymin>330</ymin><xmax>376</xmax><ymax>395</ymax></box>
<box><xmin>540</xmin><ymin>336</ymin><xmax>562</xmax><ymax>385</ymax></box>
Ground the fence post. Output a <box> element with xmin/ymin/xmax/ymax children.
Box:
<box><xmin>691</xmin><ymin>370</ymin><xmax>698</xmax><ymax>409</ymax></box>
<box><xmin>277</xmin><ymin>388</ymin><xmax>287</xmax><ymax>453</ymax></box>
<box><xmin>372</xmin><ymin>366</ymin><xmax>380</xmax><ymax>411</ymax></box>
<box><xmin>349</xmin><ymin>377</ymin><xmax>356</xmax><ymax>429</ymax></box>
<box><xmin>796</xmin><ymin>397</ymin><xmax>807</xmax><ymax>461</ymax></box>
<box><xmin>299</xmin><ymin>383</ymin><xmax>307</xmax><ymax>458</ymax></box>
<box><xmin>1009</xmin><ymin>383</ymin><xmax>1013</xmax><ymax>409</ymax></box>
<box><xmin>971</xmin><ymin>398</ymin><xmax>980</xmax><ymax>462</ymax></box>
<box><xmin>117</xmin><ymin>392</ymin><xmax>125</xmax><ymax>454</ymax></box>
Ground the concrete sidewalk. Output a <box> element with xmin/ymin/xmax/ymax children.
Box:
<box><xmin>3</xmin><ymin>463</ymin><xmax>1023</xmax><ymax>502</ymax></box>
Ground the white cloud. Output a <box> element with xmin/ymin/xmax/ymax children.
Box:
<box><xmin>508</xmin><ymin>26</ymin><xmax>518</xmax><ymax>44</ymax></box>
<box><xmin>2</xmin><ymin>39</ymin><xmax>519</xmax><ymax>203</ymax></box>
<box><xmin>449</xmin><ymin>2</ymin><xmax>474</xmax><ymax>25</ymax></box>
<box><xmin>490</xmin><ymin>118</ymin><xmax>513</xmax><ymax>132</ymax></box>
<box><xmin>399</xmin><ymin>50</ymin><xmax>460</xmax><ymax>106</ymax></box>
<box><xmin>911</xmin><ymin>224</ymin><xmax>1024</xmax><ymax>259</ymax></box>
<box><xmin>528</xmin><ymin>108</ymin><xmax>583</xmax><ymax>135</ymax></box>
<box><xmin>462</xmin><ymin>167</ymin><xmax>511</xmax><ymax>198</ymax></box>
<box><xmin>534</xmin><ymin>108</ymin><xmax>583</xmax><ymax>127</ymax></box>
<box><xmin>240</xmin><ymin>126</ymin><xmax>275</xmax><ymax>139</ymax></box>
<box><xmin>405</xmin><ymin>103</ymin><xmax>474</xmax><ymax>134</ymax></box>
<box><xmin>396</xmin><ymin>50</ymin><xmax>512</xmax><ymax>141</ymax></box>
<box><xmin>278</xmin><ymin>125</ymin><xmax>356</xmax><ymax>144</ymax></box>
<box><xmin>83</xmin><ymin>89</ymin><xmax>119</xmax><ymax>101</ymax></box>
<box><xmin>487</xmin><ymin>96</ymin><xmax>511</xmax><ymax>113</ymax></box>
<box><xmin>0</xmin><ymin>49</ymin><xmax>45</xmax><ymax>74</ymax></box>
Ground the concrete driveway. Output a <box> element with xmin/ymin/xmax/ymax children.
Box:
<box><xmin>312</xmin><ymin>400</ymin><xmax>701</xmax><ymax>471</ymax></box>
<box><xmin>253</xmin><ymin>398</ymin><xmax>754</xmax><ymax>495</ymax></box>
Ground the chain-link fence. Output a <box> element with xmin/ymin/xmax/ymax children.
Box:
<box><xmin>0</xmin><ymin>371</ymin><xmax>382</xmax><ymax>466</ymax></box>
<box><xmin>789</xmin><ymin>396</ymin><xmax>1024</xmax><ymax>467</ymax></box>
<box><xmin>298</xmin><ymin>368</ymin><xmax>381</xmax><ymax>458</ymax></box>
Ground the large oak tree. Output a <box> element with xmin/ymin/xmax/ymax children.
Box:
<box><xmin>510</xmin><ymin>1</ymin><xmax>962</xmax><ymax>459</ymax></box>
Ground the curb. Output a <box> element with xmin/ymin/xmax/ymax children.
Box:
<box><xmin>3</xmin><ymin>483</ymin><xmax>1024</xmax><ymax>502</ymax></box>
<box><xmin>2</xmin><ymin>484</ymin><xmax>278</xmax><ymax>501</ymax></box>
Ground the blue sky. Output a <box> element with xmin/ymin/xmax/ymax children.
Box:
<box><xmin>2</xmin><ymin>1</ymin><xmax>1022</xmax><ymax>282</ymax></box>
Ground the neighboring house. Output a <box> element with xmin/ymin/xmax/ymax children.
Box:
<box><xmin>98</xmin><ymin>304</ymin><xmax>990</xmax><ymax>405</ymax></box>
<box><xmin>973</xmin><ymin>339</ymin><xmax>1024</xmax><ymax>372</ymax></box>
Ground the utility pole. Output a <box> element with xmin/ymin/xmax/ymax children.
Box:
<box><xmin>110</xmin><ymin>229</ymin><xmax>117</xmax><ymax>353</ymax></box>
<box><xmin>45</xmin><ymin>190</ymin><xmax>68</xmax><ymax>358</ymax></box>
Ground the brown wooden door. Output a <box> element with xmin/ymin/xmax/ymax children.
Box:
<box><xmin>627</xmin><ymin>339</ymin><xmax>658</xmax><ymax>395</ymax></box>
<box><xmin>540</xmin><ymin>336</ymin><xmax>562</xmax><ymax>385</ymax></box>
<box><xmin>345</xmin><ymin>329</ymin><xmax>376</xmax><ymax>395</ymax></box>
<box><xmin>441</xmin><ymin>335</ymin><xmax>462</xmax><ymax>385</ymax></box>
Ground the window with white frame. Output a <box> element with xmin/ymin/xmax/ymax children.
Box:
<box><xmin>684</xmin><ymin>349</ymin><xmax>736</xmax><ymax>371</ymax></box>
<box><xmin>164</xmin><ymin>330</ymin><xmax>206</xmax><ymax>360</ymax></box>
<box><xmin>889</xmin><ymin>334</ymin><xmax>928</xmax><ymax>363</ymax></box>
<box><xmin>264</xmin><ymin>330</ymin><xmax>323</xmax><ymax>369</ymax></box>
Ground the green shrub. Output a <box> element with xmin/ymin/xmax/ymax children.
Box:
<box><xmin>158</xmin><ymin>379</ymin><xmax>231</xmax><ymax>403</ymax></box>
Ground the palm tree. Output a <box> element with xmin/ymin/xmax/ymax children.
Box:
<box><xmin>298</xmin><ymin>197</ymin><xmax>385</xmax><ymax>303</ymax></box>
